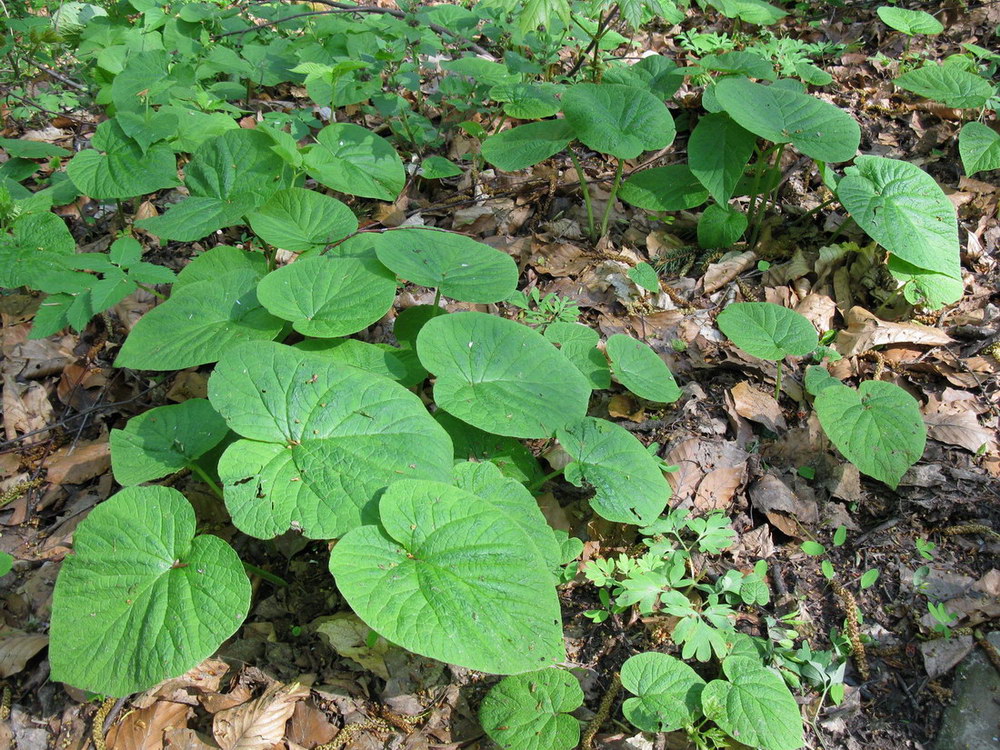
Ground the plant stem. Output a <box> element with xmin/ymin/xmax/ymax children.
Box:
<box><xmin>744</xmin><ymin>145</ymin><xmax>768</xmax><ymax>244</ymax></box>
<box><xmin>243</xmin><ymin>562</ymin><xmax>288</xmax><ymax>587</ymax></box>
<box><xmin>774</xmin><ymin>360</ymin><xmax>783</xmax><ymax>401</ymax></box>
<box><xmin>528</xmin><ymin>468</ymin><xmax>564</xmax><ymax>494</ymax></box>
<box><xmin>134</xmin><ymin>283</ymin><xmax>168</xmax><ymax>301</ymax></box>
<box><xmin>433</xmin><ymin>288</ymin><xmax>441</xmax><ymax>307</ymax></box>
<box><xmin>569</xmin><ymin>149</ymin><xmax>596</xmax><ymax>240</ymax></box>
<box><xmin>189</xmin><ymin>463</ymin><xmax>224</xmax><ymax>500</ymax></box>
<box><xmin>748</xmin><ymin>143</ymin><xmax>786</xmax><ymax>250</ymax></box>
<box><xmin>599</xmin><ymin>158</ymin><xmax>623</xmax><ymax>239</ymax></box>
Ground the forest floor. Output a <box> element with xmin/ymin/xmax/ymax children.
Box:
<box><xmin>1</xmin><ymin>1</ymin><xmax>999</xmax><ymax>749</ymax></box>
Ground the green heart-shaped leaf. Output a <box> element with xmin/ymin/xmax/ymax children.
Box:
<box><xmin>812</xmin><ymin>379</ymin><xmax>925</xmax><ymax>488</ymax></box>
<box><xmin>435</xmin><ymin>412</ymin><xmax>543</xmax><ymax>487</ymax></box>
<box><xmin>256</xmin><ymin>255</ymin><xmax>396</xmax><ymax>337</ymax></box>
<box><xmin>716</xmin><ymin>302</ymin><xmax>818</xmax><ymax>360</ymax></box>
<box><xmin>304</xmin><ymin>123</ymin><xmax>404</xmax><ymax>201</ymax></box>
<box><xmin>417</xmin><ymin>312</ymin><xmax>591</xmax><ymax>438</ymax></box>
<box><xmin>49</xmin><ymin>486</ymin><xmax>250</xmax><ymax>696</ymax></box>
<box><xmin>374</xmin><ymin>227</ymin><xmax>518</xmax><ymax>303</ymax></box>
<box><xmin>110</xmin><ymin>399</ymin><xmax>229</xmax><ymax>486</ymax></box>
<box><xmin>480</xmin><ymin>120</ymin><xmax>577</xmax><ymax>172</ymax></box>
<box><xmin>877</xmin><ymin>6</ymin><xmax>943</xmax><ymax>35</ymax></box>
<box><xmin>619</xmin><ymin>165</ymin><xmax>709</xmax><ymax>211</ymax></box>
<box><xmin>295</xmin><ymin>338</ymin><xmax>408</xmax><ymax>382</ymax></box>
<box><xmin>329</xmin><ymin>479</ymin><xmax>565</xmax><ymax>674</ymax></box>
<box><xmin>115</xmin><ymin>268</ymin><xmax>284</xmax><ymax>370</ymax></box>
<box><xmin>480</xmin><ymin>670</ymin><xmax>583</xmax><ymax>750</ymax></box>
<box><xmin>959</xmin><ymin>121</ymin><xmax>1000</xmax><ymax>177</ymax></box>
<box><xmin>701</xmin><ymin>656</ymin><xmax>804</xmax><ymax>750</ymax></box>
<box><xmin>689</xmin><ymin>113</ymin><xmax>757</xmax><ymax>203</ymax></box>
<box><xmin>209</xmin><ymin>342</ymin><xmax>453</xmax><ymax>538</ymax></box>
<box><xmin>895</xmin><ymin>64</ymin><xmax>993</xmax><ymax>108</ymax></box>
<box><xmin>557</xmin><ymin>417</ymin><xmax>672</xmax><ymax>525</ymax></box>
<box><xmin>561</xmin><ymin>83</ymin><xmax>676</xmax><ymax>159</ymax></box>
<box><xmin>621</xmin><ymin>652</ymin><xmax>706</xmax><ymax>732</ymax></box>
<box><xmin>606</xmin><ymin>334</ymin><xmax>681</xmax><ymax>403</ymax></box>
<box><xmin>248</xmin><ymin>187</ymin><xmax>358</xmax><ymax>253</ymax></box>
<box><xmin>67</xmin><ymin>119</ymin><xmax>179</xmax><ymax>200</ymax></box>
<box><xmin>715</xmin><ymin>76</ymin><xmax>860</xmax><ymax>163</ymax></box>
<box><xmin>544</xmin><ymin>322</ymin><xmax>611</xmax><ymax>390</ymax></box>
<box><xmin>489</xmin><ymin>82</ymin><xmax>562</xmax><ymax>119</ymax></box>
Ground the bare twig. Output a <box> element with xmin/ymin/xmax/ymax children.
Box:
<box><xmin>26</xmin><ymin>57</ymin><xmax>88</xmax><ymax>91</ymax></box>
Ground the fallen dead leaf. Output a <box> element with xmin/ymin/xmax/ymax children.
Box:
<box><xmin>920</xmin><ymin>635</ymin><xmax>974</xmax><ymax>679</ymax></box>
<box><xmin>45</xmin><ymin>440</ymin><xmax>111</xmax><ymax>485</ymax></box>
<box><xmin>286</xmin><ymin>700</ymin><xmax>338</xmax><ymax>748</ymax></box>
<box><xmin>107</xmin><ymin>701</ymin><xmax>192</xmax><ymax>750</ymax></box>
<box><xmin>3</xmin><ymin>374</ymin><xmax>54</xmax><ymax>442</ymax></box>
<box><xmin>314</xmin><ymin>613</ymin><xmax>393</xmax><ymax>680</ymax></box>
<box><xmin>836</xmin><ymin>307</ymin><xmax>952</xmax><ymax>356</ymax></box>
<box><xmin>213</xmin><ymin>681</ymin><xmax>309</xmax><ymax>750</ymax></box>
<box><xmin>729</xmin><ymin>381</ymin><xmax>786</xmax><ymax>433</ymax></box>
<box><xmin>702</xmin><ymin>250</ymin><xmax>757</xmax><ymax>294</ymax></box>
<box><xmin>922</xmin><ymin>398</ymin><xmax>998</xmax><ymax>455</ymax></box>
<box><xmin>0</xmin><ymin>626</ymin><xmax>48</xmax><ymax>678</ymax></box>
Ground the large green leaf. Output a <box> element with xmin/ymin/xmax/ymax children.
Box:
<box><xmin>49</xmin><ymin>486</ymin><xmax>250</xmax><ymax>696</ymax></box>
<box><xmin>877</xmin><ymin>6</ymin><xmax>943</xmax><ymax>35</ymax></box>
<box><xmin>811</xmin><ymin>378</ymin><xmax>925</xmax><ymax>488</ymax></box>
<box><xmin>895</xmin><ymin>64</ymin><xmax>994</xmax><ymax>108</ymax></box>
<box><xmin>557</xmin><ymin>417</ymin><xmax>672</xmax><ymax>525</ymax></box>
<box><xmin>417</xmin><ymin>312</ymin><xmax>591</xmax><ymax>439</ymax></box>
<box><xmin>115</xmin><ymin>269</ymin><xmax>284</xmax><ymax>370</ymax></box>
<box><xmin>295</xmin><ymin>338</ymin><xmax>409</xmax><ymax>382</ymax></box>
<box><xmin>172</xmin><ymin>245</ymin><xmax>268</xmax><ymax>292</ymax></box>
<box><xmin>621</xmin><ymin>652</ymin><xmax>706</xmax><ymax>732</ymax></box>
<box><xmin>137</xmin><ymin>129</ymin><xmax>290</xmax><ymax>241</ymax></box>
<box><xmin>715</xmin><ymin>76</ymin><xmax>860</xmax><ymax>163</ymax></box>
<box><xmin>480</xmin><ymin>120</ymin><xmax>577</xmax><ymax>172</ymax></box>
<box><xmin>561</xmin><ymin>83</ymin><xmax>676</xmax><ymax>159</ymax></box>
<box><xmin>544</xmin><ymin>322</ymin><xmax>611</xmax><ymax>389</ymax></box>
<box><xmin>689</xmin><ymin>113</ymin><xmax>757</xmax><ymax>203</ymax></box>
<box><xmin>248</xmin><ymin>187</ymin><xmax>358</xmax><ymax>253</ymax></box>
<box><xmin>619</xmin><ymin>165</ymin><xmax>709</xmax><ymax>212</ymax></box>
<box><xmin>209</xmin><ymin>343</ymin><xmax>453</xmax><ymax>539</ymax></box>
<box><xmin>489</xmin><ymin>82</ymin><xmax>562</xmax><ymax>119</ymax></box>
<box><xmin>708</xmin><ymin>0</ymin><xmax>786</xmax><ymax>25</ymax></box>
<box><xmin>716</xmin><ymin>302</ymin><xmax>818</xmax><ymax>360</ymax></box>
<box><xmin>602</xmin><ymin>55</ymin><xmax>685</xmax><ymax>99</ymax></box>
<box><xmin>436</xmin><ymin>412</ymin><xmax>543</xmax><ymax>487</ymax></box>
<box><xmin>959</xmin><ymin>121</ymin><xmax>1000</xmax><ymax>176</ymax></box>
<box><xmin>606</xmin><ymin>334</ymin><xmax>681</xmax><ymax>403</ymax></box>
<box><xmin>374</xmin><ymin>227</ymin><xmax>518</xmax><ymax>303</ymax></box>
<box><xmin>304</xmin><ymin>123</ymin><xmax>404</xmax><ymax>201</ymax></box>
<box><xmin>836</xmin><ymin>155</ymin><xmax>961</xmax><ymax>306</ymax></box>
<box><xmin>701</xmin><ymin>656</ymin><xmax>804</xmax><ymax>750</ymax></box>
<box><xmin>256</xmin><ymin>256</ymin><xmax>397</xmax><ymax>337</ymax></box>
<box><xmin>329</xmin><ymin>479</ymin><xmax>565</xmax><ymax>674</ymax></box>
<box><xmin>0</xmin><ymin>212</ymin><xmax>77</xmax><ymax>289</ymax></box>
<box><xmin>66</xmin><ymin>119</ymin><xmax>179</xmax><ymax>199</ymax></box>
<box><xmin>0</xmin><ymin>137</ymin><xmax>70</xmax><ymax>158</ymax></box>
<box><xmin>110</xmin><ymin>399</ymin><xmax>229</xmax><ymax>486</ymax></box>
<box><xmin>480</xmin><ymin>670</ymin><xmax>583</xmax><ymax>750</ymax></box>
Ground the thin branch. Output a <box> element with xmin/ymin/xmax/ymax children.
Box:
<box><xmin>212</xmin><ymin>9</ymin><xmax>333</xmax><ymax>38</ymax></box>
<box><xmin>26</xmin><ymin>57</ymin><xmax>88</xmax><ymax>91</ymax></box>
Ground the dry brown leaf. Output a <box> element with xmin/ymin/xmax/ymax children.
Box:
<box><xmin>922</xmin><ymin>399</ymin><xmax>998</xmax><ymax>455</ymax></box>
<box><xmin>0</xmin><ymin>626</ymin><xmax>48</xmax><ymax>678</ymax></box>
<box><xmin>836</xmin><ymin>307</ymin><xmax>952</xmax><ymax>356</ymax></box>
<box><xmin>134</xmin><ymin>658</ymin><xmax>232</xmax><ymax>709</ymax></box>
<box><xmin>165</xmin><ymin>728</ymin><xmax>220</xmax><ymax>749</ymax></box>
<box><xmin>286</xmin><ymin>700</ymin><xmax>338</xmax><ymax>748</ymax></box>
<box><xmin>45</xmin><ymin>440</ymin><xmax>111</xmax><ymax>485</ymax></box>
<box><xmin>702</xmin><ymin>250</ymin><xmax>757</xmax><ymax>293</ymax></box>
<box><xmin>729</xmin><ymin>381</ymin><xmax>786</xmax><ymax>433</ymax></box>
<box><xmin>608</xmin><ymin>394</ymin><xmax>644</xmax><ymax>421</ymax></box>
<box><xmin>213</xmin><ymin>682</ymin><xmax>309</xmax><ymax>750</ymax></box>
<box><xmin>315</xmin><ymin>614</ymin><xmax>392</xmax><ymax>680</ymax></box>
<box><xmin>107</xmin><ymin>701</ymin><xmax>192</xmax><ymax>750</ymax></box>
<box><xmin>530</xmin><ymin>240</ymin><xmax>588</xmax><ymax>277</ymax></box>
<box><xmin>3</xmin><ymin>374</ymin><xmax>54</xmax><ymax>442</ymax></box>
<box><xmin>693</xmin><ymin>466</ymin><xmax>744</xmax><ymax>511</ymax></box>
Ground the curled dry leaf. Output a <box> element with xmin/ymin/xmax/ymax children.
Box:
<box><xmin>0</xmin><ymin>626</ymin><xmax>48</xmax><ymax>678</ymax></box>
<box><xmin>729</xmin><ymin>381</ymin><xmax>787</xmax><ymax>433</ymax></box>
<box><xmin>702</xmin><ymin>250</ymin><xmax>757</xmax><ymax>294</ymax></box>
<box><xmin>44</xmin><ymin>440</ymin><xmax>111</xmax><ymax>485</ymax></box>
<box><xmin>922</xmin><ymin>398</ymin><xmax>998</xmax><ymax>455</ymax></box>
<box><xmin>213</xmin><ymin>681</ymin><xmax>310</xmax><ymax>750</ymax></box>
<box><xmin>314</xmin><ymin>612</ymin><xmax>393</xmax><ymax>680</ymax></box>
<box><xmin>2</xmin><ymin>374</ymin><xmax>54</xmax><ymax>442</ymax></box>
<box><xmin>106</xmin><ymin>701</ymin><xmax>193</xmax><ymax>750</ymax></box>
<box><xmin>836</xmin><ymin>306</ymin><xmax>952</xmax><ymax>357</ymax></box>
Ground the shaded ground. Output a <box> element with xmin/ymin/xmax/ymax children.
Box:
<box><xmin>1</xmin><ymin>1</ymin><xmax>999</xmax><ymax>748</ymax></box>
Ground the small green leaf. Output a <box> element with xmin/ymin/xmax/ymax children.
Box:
<box><xmin>860</xmin><ymin>569</ymin><xmax>880</xmax><ymax>589</ymax></box>
<box><xmin>49</xmin><ymin>486</ymin><xmax>251</xmax><ymax>696</ymax></box>
<box><xmin>544</xmin><ymin>322</ymin><xmax>611</xmax><ymax>390</ymax></box>
<box><xmin>877</xmin><ymin>6</ymin><xmax>943</xmax><ymax>35</ymax></box>
<box><xmin>701</xmin><ymin>656</ymin><xmax>804</xmax><ymax>750</ymax></box>
<box><xmin>417</xmin><ymin>312</ymin><xmax>590</xmax><ymax>439</ymax></box>
<box><xmin>833</xmin><ymin>526</ymin><xmax>847</xmax><ymax>547</ymax></box>
<box><xmin>304</xmin><ymin>123</ymin><xmax>404</xmax><ymax>201</ymax></box>
<box><xmin>896</xmin><ymin>64</ymin><xmax>994</xmax><ymax>108</ymax></box>
<box><xmin>489</xmin><ymin>82</ymin><xmax>562</xmax><ymax>119</ymax></box>
<box><xmin>0</xmin><ymin>551</ymin><xmax>13</xmax><ymax>577</ymax></box>
<box><xmin>248</xmin><ymin>187</ymin><xmax>358</xmax><ymax>254</ymax></box>
<box><xmin>558</xmin><ymin>417</ymin><xmax>672</xmax><ymax>526</ymax></box>
<box><xmin>256</xmin><ymin>256</ymin><xmax>397</xmax><ymax>338</ymax></box>
<box><xmin>628</xmin><ymin>262</ymin><xmax>660</xmax><ymax>293</ymax></box>
<box><xmin>689</xmin><ymin>113</ymin><xmax>757</xmax><ymax>203</ymax></box>
<box><xmin>374</xmin><ymin>228</ymin><xmax>518</xmax><ymax>303</ymax></box>
<box><xmin>562</xmin><ymin>83</ymin><xmax>676</xmax><ymax>159</ymax></box>
<box><xmin>813</xmin><ymin>379</ymin><xmax>926</xmax><ymax>488</ymax></box>
<box><xmin>606</xmin><ymin>334</ymin><xmax>681</xmax><ymax>404</ymax></box>
<box><xmin>110</xmin><ymin>399</ymin><xmax>229</xmax><ymax>486</ymax></box>
<box><xmin>621</xmin><ymin>652</ymin><xmax>707</xmax><ymax>732</ymax></box>
<box><xmin>959</xmin><ymin>122</ymin><xmax>1000</xmax><ymax>176</ymax></box>
<box><xmin>329</xmin><ymin>479</ymin><xmax>565</xmax><ymax>674</ymax></box>
<box><xmin>821</xmin><ymin>560</ymin><xmax>836</xmax><ymax>580</ymax></box>
<box><xmin>481</xmin><ymin>120</ymin><xmax>576</xmax><ymax>172</ymax></box>
<box><xmin>698</xmin><ymin>203</ymin><xmax>748</xmax><ymax>248</ymax></box>
<box><xmin>717</xmin><ymin>302</ymin><xmax>818</xmax><ymax>361</ymax></box>
<box><xmin>418</xmin><ymin>155</ymin><xmax>463</xmax><ymax>179</ymax></box>
<box><xmin>801</xmin><ymin>541</ymin><xmax>826</xmax><ymax>556</ymax></box>
<box><xmin>618</xmin><ymin>165</ymin><xmax>709</xmax><ymax>211</ymax></box>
